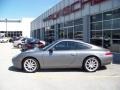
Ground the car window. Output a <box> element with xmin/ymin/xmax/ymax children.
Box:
<box><xmin>54</xmin><ymin>41</ymin><xmax>68</xmax><ymax>50</ymax></box>
<box><xmin>53</xmin><ymin>41</ymin><xmax>90</xmax><ymax>51</ymax></box>
<box><xmin>21</xmin><ymin>38</ymin><xmax>26</xmax><ymax>41</ymax></box>
<box><xmin>67</xmin><ymin>41</ymin><xmax>90</xmax><ymax>50</ymax></box>
<box><xmin>43</xmin><ymin>40</ymin><xmax>58</xmax><ymax>51</ymax></box>
<box><xmin>27</xmin><ymin>38</ymin><xmax>34</xmax><ymax>43</ymax></box>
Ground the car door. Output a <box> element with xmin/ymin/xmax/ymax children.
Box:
<box><xmin>42</xmin><ymin>41</ymin><xmax>77</xmax><ymax>68</ymax></box>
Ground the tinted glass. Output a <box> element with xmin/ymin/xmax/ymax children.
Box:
<box><xmin>113</xmin><ymin>40</ymin><xmax>120</xmax><ymax>44</ymax></box>
<box><xmin>74</xmin><ymin>25</ymin><xmax>83</xmax><ymax>39</ymax></box>
<box><xmin>67</xmin><ymin>41</ymin><xmax>90</xmax><ymax>50</ymax></box>
<box><xmin>43</xmin><ymin>40</ymin><xmax>58</xmax><ymax>51</ymax></box>
<box><xmin>74</xmin><ymin>18</ymin><xmax>83</xmax><ymax>25</ymax></box>
<box><xmin>63</xmin><ymin>28</ymin><xmax>68</xmax><ymax>38</ymax></box>
<box><xmin>68</xmin><ymin>27</ymin><xmax>73</xmax><ymax>39</ymax></box>
<box><xmin>113</xmin><ymin>19</ymin><xmax>120</xmax><ymax>29</ymax></box>
<box><xmin>103</xmin><ymin>20</ymin><xmax>112</xmax><ymax>29</ymax></box>
<box><xmin>74</xmin><ymin>25</ymin><xmax>83</xmax><ymax>31</ymax></box>
<box><xmin>112</xmin><ymin>30</ymin><xmax>120</xmax><ymax>39</ymax></box>
<box><xmin>91</xmin><ymin>14</ymin><xmax>102</xmax><ymax>22</ymax></box>
<box><xmin>103</xmin><ymin>11</ymin><xmax>113</xmax><ymax>20</ymax></box>
<box><xmin>91</xmin><ymin>22</ymin><xmax>102</xmax><ymax>30</ymax></box>
<box><xmin>54</xmin><ymin>41</ymin><xmax>90</xmax><ymax>50</ymax></box>
<box><xmin>64</xmin><ymin>20</ymin><xmax>74</xmax><ymax>27</ymax></box>
<box><xmin>54</xmin><ymin>41</ymin><xmax>68</xmax><ymax>50</ymax></box>
<box><xmin>90</xmin><ymin>39</ymin><xmax>102</xmax><ymax>46</ymax></box>
<box><xmin>103</xmin><ymin>30</ymin><xmax>111</xmax><ymax>39</ymax></box>
<box><xmin>113</xmin><ymin>8</ymin><xmax>120</xmax><ymax>19</ymax></box>
<box><xmin>36</xmin><ymin>29</ymin><xmax>40</xmax><ymax>39</ymax></box>
<box><xmin>91</xmin><ymin>31</ymin><xmax>102</xmax><ymax>39</ymax></box>
<box><xmin>59</xmin><ymin>29</ymin><xmax>64</xmax><ymax>39</ymax></box>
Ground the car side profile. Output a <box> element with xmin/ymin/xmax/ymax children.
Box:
<box><xmin>0</xmin><ymin>38</ymin><xmax>8</xmax><ymax>43</ymax></box>
<box><xmin>12</xmin><ymin>39</ymin><xmax>112</xmax><ymax>73</ymax></box>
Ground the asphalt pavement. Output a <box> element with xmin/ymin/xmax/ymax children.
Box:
<box><xmin>0</xmin><ymin>43</ymin><xmax>120</xmax><ymax>90</ymax></box>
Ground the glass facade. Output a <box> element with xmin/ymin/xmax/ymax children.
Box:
<box><xmin>32</xmin><ymin>18</ymin><xmax>83</xmax><ymax>43</ymax></box>
<box><xmin>58</xmin><ymin>19</ymin><xmax>83</xmax><ymax>40</ymax></box>
<box><xmin>90</xmin><ymin>8</ymin><xmax>120</xmax><ymax>49</ymax></box>
<box><xmin>31</xmin><ymin>5</ymin><xmax>120</xmax><ymax>52</ymax></box>
<box><xmin>44</xmin><ymin>26</ymin><xmax>55</xmax><ymax>43</ymax></box>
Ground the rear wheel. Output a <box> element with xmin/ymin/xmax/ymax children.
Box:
<box><xmin>23</xmin><ymin>58</ymin><xmax>39</xmax><ymax>73</ymax></box>
<box><xmin>83</xmin><ymin>56</ymin><xmax>100</xmax><ymax>72</ymax></box>
<box><xmin>18</xmin><ymin>44</ymin><xmax>22</xmax><ymax>48</ymax></box>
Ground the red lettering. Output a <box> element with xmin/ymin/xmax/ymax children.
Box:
<box><xmin>71</xmin><ymin>1</ymin><xmax>82</xmax><ymax>12</ymax></box>
<box><xmin>63</xmin><ymin>6</ymin><xmax>71</xmax><ymax>15</ymax></box>
<box><xmin>43</xmin><ymin>0</ymin><xmax>106</xmax><ymax>21</ymax></box>
<box><xmin>91</xmin><ymin>0</ymin><xmax>106</xmax><ymax>5</ymax></box>
<box><xmin>82</xmin><ymin>0</ymin><xmax>91</xmax><ymax>4</ymax></box>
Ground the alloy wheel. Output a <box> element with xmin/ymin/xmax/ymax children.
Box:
<box><xmin>18</xmin><ymin>44</ymin><xmax>22</xmax><ymax>48</ymax></box>
<box><xmin>23</xmin><ymin>58</ymin><xmax>39</xmax><ymax>73</ymax></box>
<box><xmin>84</xmin><ymin>57</ymin><xmax>99</xmax><ymax>72</ymax></box>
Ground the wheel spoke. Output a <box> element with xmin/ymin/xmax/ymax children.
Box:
<box><xmin>23</xmin><ymin>58</ymin><xmax>38</xmax><ymax>72</ymax></box>
<box><xmin>85</xmin><ymin>57</ymin><xmax>99</xmax><ymax>72</ymax></box>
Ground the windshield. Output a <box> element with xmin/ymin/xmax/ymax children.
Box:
<box><xmin>42</xmin><ymin>40</ymin><xmax>58</xmax><ymax>51</ymax></box>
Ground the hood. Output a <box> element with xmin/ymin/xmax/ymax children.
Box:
<box><xmin>23</xmin><ymin>47</ymin><xmax>43</xmax><ymax>53</ymax></box>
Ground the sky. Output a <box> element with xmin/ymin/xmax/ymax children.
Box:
<box><xmin>0</xmin><ymin>0</ymin><xmax>61</xmax><ymax>19</ymax></box>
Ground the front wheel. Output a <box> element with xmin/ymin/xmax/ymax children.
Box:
<box><xmin>83</xmin><ymin>56</ymin><xmax>100</xmax><ymax>72</ymax></box>
<box><xmin>23</xmin><ymin>58</ymin><xmax>39</xmax><ymax>73</ymax></box>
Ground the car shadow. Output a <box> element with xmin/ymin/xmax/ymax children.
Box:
<box><xmin>8</xmin><ymin>66</ymin><xmax>23</xmax><ymax>72</ymax></box>
<box><xmin>38</xmin><ymin>68</ymin><xmax>84</xmax><ymax>72</ymax></box>
<box><xmin>8</xmin><ymin>66</ymin><xmax>107</xmax><ymax>73</ymax></box>
<box><xmin>98</xmin><ymin>66</ymin><xmax>107</xmax><ymax>71</ymax></box>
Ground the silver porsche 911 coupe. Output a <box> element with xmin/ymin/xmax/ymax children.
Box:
<box><xmin>12</xmin><ymin>39</ymin><xmax>112</xmax><ymax>73</ymax></box>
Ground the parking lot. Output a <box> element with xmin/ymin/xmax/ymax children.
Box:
<box><xmin>0</xmin><ymin>43</ymin><xmax>120</xmax><ymax>90</ymax></box>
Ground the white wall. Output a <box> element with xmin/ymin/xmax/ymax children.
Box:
<box><xmin>0</xmin><ymin>18</ymin><xmax>34</xmax><ymax>37</ymax></box>
<box><xmin>21</xmin><ymin>18</ymin><xmax>34</xmax><ymax>37</ymax></box>
<box><xmin>0</xmin><ymin>20</ymin><xmax>21</xmax><ymax>31</ymax></box>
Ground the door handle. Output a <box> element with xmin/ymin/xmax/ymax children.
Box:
<box><xmin>71</xmin><ymin>54</ymin><xmax>76</xmax><ymax>56</ymax></box>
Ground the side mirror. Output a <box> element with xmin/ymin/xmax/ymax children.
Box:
<box><xmin>22</xmin><ymin>41</ymin><xmax>25</xmax><ymax>43</ymax></box>
<box><xmin>49</xmin><ymin>48</ymin><xmax>53</xmax><ymax>53</ymax></box>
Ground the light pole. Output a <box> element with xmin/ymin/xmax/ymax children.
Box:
<box><xmin>5</xmin><ymin>18</ymin><xmax>7</xmax><ymax>37</ymax></box>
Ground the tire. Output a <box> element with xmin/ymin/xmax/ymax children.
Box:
<box><xmin>23</xmin><ymin>58</ymin><xmax>39</xmax><ymax>73</ymax></box>
<box><xmin>18</xmin><ymin>44</ymin><xmax>22</xmax><ymax>48</ymax></box>
<box><xmin>83</xmin><ymin>56</ymin><xmax>100</xmax><ymax>72</ymax></box>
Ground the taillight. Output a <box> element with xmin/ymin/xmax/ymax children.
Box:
<box><xmin>105</xmin><ymin>52</ymin><xmax>112</xmax><ymax>56</ymax></box>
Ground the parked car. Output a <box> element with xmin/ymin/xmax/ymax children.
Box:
<box><xmin>13</xmin><ymin>37</ymin><xmax>27</xmax><ymax>48</ymax></box>
<box><xmin>12</xmin><ymin>39</ymin><xmax>112</xmax><ymax>73</ymax></box>
<box><xmin>9</xmin><ymin>36</ymin><xmax>21</xmax><ymax>43</ymax></box>
<box><xmin>21</xmin><ymin>38</ymin><xmax>46</xmax><ymax>51</ymax></box>
<box><xmin>0</xmin><ymin>38</ymin><xmax>8</xmax><ymax>43</ymax></box>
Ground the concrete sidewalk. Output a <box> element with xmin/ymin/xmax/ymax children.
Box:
<box><xmin>113</xmin><ymin>53</ymin><xmax>120</xmax><ymax>64</ymax></box>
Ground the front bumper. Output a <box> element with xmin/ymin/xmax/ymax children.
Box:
<box><xmin>12</xmin><ymin>55</ymin><xmax>23</xmax><ymax>69</ymax></box>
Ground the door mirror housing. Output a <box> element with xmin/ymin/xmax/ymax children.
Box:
<box><xmin>49</xmin><ymin>48</ymin><xmax>53</xmax><ymax>53</ymax></box>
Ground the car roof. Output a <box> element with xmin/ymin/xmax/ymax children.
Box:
<box><xmin>57</xmin><ymin>39</ymin><xmax>84</xmax><ymax>43</ymax></box>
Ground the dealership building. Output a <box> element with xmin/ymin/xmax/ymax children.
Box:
<box><xmin>31</xmin><ymin>0</ymin><xmax>120</xmax><ymax>52</ymax></box>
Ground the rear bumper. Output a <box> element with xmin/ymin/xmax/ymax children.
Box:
<box><xmin>100</xmin><ymin>55</ymin><xmax>113</xmax><ymax>66</ymax></box>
